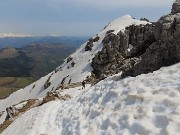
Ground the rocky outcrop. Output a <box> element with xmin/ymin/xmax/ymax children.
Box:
<box><xmin>91</xmin><ymin>23</ymin><xmax>156</xmax><ymax>78</ymax></box>
<box><xmin>172</xmin><ymin>0</ymin><xmax>180</xmax><ymax>13</ymax></box>
<box><xmin>85</xmin><ymin>36</ymin><xmax>100</xmax><ymax>51</ymax></box>
<box><xmin>44</xmin><ymin>75</ymin><xmax>51</xmax><ymax>89</ymax></box>
<box><xmin>92</xmin><ymin>1</ymin><xmax>180</xmax><ymax>78</ymax></box>
<box><xmin>122</xmin><ymin>1</ymin><xmax>180</xmax><ymax>77</ymax></box>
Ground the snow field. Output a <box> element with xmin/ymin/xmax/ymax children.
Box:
<box><xmin>2</xmin><ymin>63</ymin><xmax>180</xmax><ymax>135</ymax></box>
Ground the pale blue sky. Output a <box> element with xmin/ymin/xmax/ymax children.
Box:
<box><xmin>0</xmin><ymin>0</ymin><xmax>175</xmax><ymax>36</ymax></box>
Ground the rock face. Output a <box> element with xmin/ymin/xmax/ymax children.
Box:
<box><xmin>92</xmin><ymin>1</ymin><xmax>180</xmax><ymax>78</ymax></box>
<box><xmin>172</xmin><ymin>0</ymin><xmax>180</xmax><ymax>13</ymax></box>
<box><xmin>85</xmin><ymin>36</ymin><xmax>100</xmax><ymax>51</ymax></box>
<box><xmin>91</xmin><ymin>23</ymin><xmax>156</xmax><ymax>78</ymax></box>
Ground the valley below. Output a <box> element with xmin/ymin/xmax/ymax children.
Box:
<box><xmin>0</xmin><ymin>77</ymin><xmax>34</xmax><ymax>99</ymax></box>
<box><xmin>0</xmin><ymin>42</ymin><xmax>80</xmax><ymax>99</ymax></box>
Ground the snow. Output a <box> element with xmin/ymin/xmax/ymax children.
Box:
<box><xmin>13</xmin><ymin>101</ymin><xmax>28</xmax><ymax>109</ymax></box>
<box><xmin>101</xmin><ymin>15</ymin><xmax>149</xmax><ymax>34</ymax></box>
<box><xmin>2</xmin><ymin>63</ymin><xmax>180</xmax><ymax>135</ymax></box>
<box><xmin>0</xmin><ymin>15</ymin><xmax>149</xmax><ymax>113</ymax></box>
<box><xmin>0</xmin><ymin>33</ymin><xmax>31</xmax><ymax>38</ymax></box>
<box><xmin>0</xmin><ymin>112</ymin><xmax>6</xmax><ymax>125</ymax></box>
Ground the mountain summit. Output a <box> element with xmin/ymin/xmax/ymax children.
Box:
<box><xmin>0</xmin><ymin>1</ymin><xmax>180</xmax><ymax>135</ymax></box>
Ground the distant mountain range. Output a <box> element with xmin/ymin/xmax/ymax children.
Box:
<box><xmin>0</xmin><ymin>36</ymin><xmax>89</xmax><ymax>49</ymax></box>
<box><xmin>0</xmin><ymin>33</ymin><xmax>31</xmax><ymax>38</ymax></box>
<box><xmin>0</xmin><ymin>44</ymin><xmax>76</xmax><ymax>79</ymax></box>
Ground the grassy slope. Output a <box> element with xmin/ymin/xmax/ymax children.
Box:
<box><xmin>0</xmin><ymin>48</ymin><xmax>19</xmax><ymax>59</ymax></box>
<box><xmin>24</xmin><ymin>44</ymin><xmax>75</xmax><ymax>79</ymax></box>
<box><xmin>0</xmin><ymin>77</ymin><xmax>34</xmax><ymax>99</ymax></box>
<box><xmin>0</xmin><ymin>44</ymin><xmax>76</xmax><ymax>99</ymax></box>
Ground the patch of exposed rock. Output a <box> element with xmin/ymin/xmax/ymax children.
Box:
<box><xmin>85</xmin><ymin>36</ymin><xmax>100</xmax><ymax>51</ymax></box>
<box><xmin>122</xmin><ymin>0</ymin><xmax>180</xmax><ymax>77</ymax></box>
<box><xmin>91</xmin><ymin>23</ymin><xmax>156</xmax><ymax>78</ymax></box>
<box><xmin>172</xmin><ymin>0</ymin><xmax>180</xmax><ymax>13</ymax></box>
<box><xmin>91</xmin><ymin>1</ymin><xmax>180</xmax><ymax>78</ymax></box>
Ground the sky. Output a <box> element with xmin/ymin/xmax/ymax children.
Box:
<box><xmin>0</xmin><ymin>0</ymin><xmax>175</xmax><ymax>36</ymax></box>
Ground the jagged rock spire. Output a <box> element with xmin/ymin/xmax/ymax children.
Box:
<box><xmin>172</xmin><ymin>0</ymin><xmax>180</xmax><ymax>13</ymax></box>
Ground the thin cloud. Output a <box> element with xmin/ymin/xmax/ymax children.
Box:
<box><xmin>0</xmin><ymin>0</ymin><xmax>175</xmax><ymax>36</ymax></box>
<box><xmin>44</xmin><ymin>0</ymin><xmax>174</xmax><ymax>9</ymax></box>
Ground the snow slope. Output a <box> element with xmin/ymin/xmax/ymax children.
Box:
<box><xmin>0</xmin><ymin>15</ymin><xmax>149</xmax><ymax>112</ymax></box>
<box><xmin>2</xmin><ymin>63</ymin><xmax>180</xmax><ymax>135</ymax></box>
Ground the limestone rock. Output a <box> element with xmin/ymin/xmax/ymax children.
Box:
<box><xmin>91</xmin><ymin>23</ymin><xmax>155</xmax><ymax>78</ymax></box>
<box><xmin>122</xmin><ymin>6</ymin><xmax>180</xmax><ymax>77</ymax></box>
<box><xmin>91</xmin><ymin>1</ymin><xmax>180</xmax><ymax>79</ymax></box>
<box><xmin>172</xmin><ymin>0</ymin><xmax>180</xmax><ymax>13</ymax></box>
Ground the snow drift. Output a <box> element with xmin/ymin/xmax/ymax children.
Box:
<box><xmin>1</xmin><ymin>63</ymin><xmax>180</xmax><ymax>135</ymax></box>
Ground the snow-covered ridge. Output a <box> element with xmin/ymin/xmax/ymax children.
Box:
<box><xmin>101</xmin><ymin>15</ymin><xmax>149</xmax><ymax>34</ymax></box>
<box><xmin>2</xmin><ymin>63</ymin><xmax>180</xmax><ymax>135</ymax></box>
<box><xmin>0</xmin><ymin>15</ymin><xmax>149</xmax><ymax>113</ymax></box>
<box><xmin>0</xmin><ymin>33</ymin><xmax>31</xmax><ymax>38</ymax></box>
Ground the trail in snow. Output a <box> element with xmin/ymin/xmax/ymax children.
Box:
<box><xmin>2</xmin><ymin>63</ymin><xmax>180</xmax><ymax>135</ymax></box>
